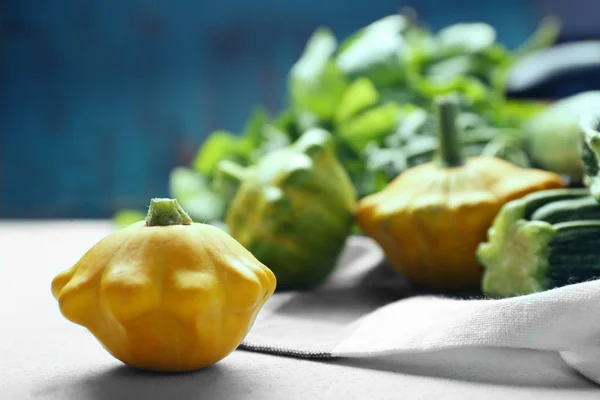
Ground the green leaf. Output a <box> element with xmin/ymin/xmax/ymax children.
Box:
<box><xmin>250</xmin><ymin>124</ymin><xmax>292</xmax><ymax>163</ymax></box>
<box><xmin>404</xmin><ymin>135</ymin><xmax>438</xmax><ymax>158</ymax></box>
<box><xmin>402</xmin><ymin>29</ymin><xmax>474</xmax><ymax>100</ymax></box>
<box><xmin>192</xmin><ymin>107</ymin><xmax>272</xmax><ymax>177</ymax></box>
<box><xmin>170</xmin><ymin>167</ymin><xmax>209</xmax><ymax>199</ymax></box>
<box><xmin>364</xmin><ymin>141</ymin><xmax>407</xmax><ymax>178</ymax></box>
<box><xmin>192</xmin><ymin>130</ymin><xmax>242</xmax><ymax>176</ymax></box>
<box><xmin>383</xmin><ymin>106</ymin><xmax>430</xmax><ymax>148</ymax></box>
<box><xmin>113</xmin><ymin>209</ymin><xmax>146</xmax><ymax>229</ymax></box>
<box><xmin>213</xmin><ymin>160</ymin><xmax>248</xmax><ymax>205</ymax></box>
<box><xmin>479</xmin><ymin>43</ymin><xmax>513</xmax><ymax>66</ymax></box>
<box><xmin>169</xmin><ymin>167</ymin><xmax>226</xmax><ymax>222</ymax></box>
<box><xmin>403</xmin><ymin>25</ymin><xmax>438</xmax><ymax>59</ymax></box>
<box><xmin>337</xmin><ymin>102</ymin><xmax>402</xmax><ymax>151</ymax></box>
<box><xmin>273</xmin><ymin>109</ymin><xmax>301</xmax><ymax>139</ymax></box>
<box><xmin>477</xmin><ymin>44</ymin><xmax>516</xmax><ymax>98</ymax></box>
<box><xmin>426</xmin><ymin>55</ymin><xmax>476</xmax><ymax>81</ymax></box>
<box><xmin>350</xmin><ymin>167</ymin><xmax>391</xmax><ymax>198</ymax></box>
<box><xmin>406</xmin><ymin>61</ymin><xmax>489</xmax><ymax>104</ymax></box>
<box><xmin>480</xmin><ymin>137</ymin><xmax>531</xmax><ymax>168</ymax></box>
<box><xmin>378</xmin><ymin>87</ymin><xmax>423</xmax><ymax>107</ymax></box>
<box><xmin>295</xmin><ymin>111</ymin><xmax>322</xmax><ymax>133</ymax></box>
<box><xmin>334</xmin><ymin>77</ymin><xmax>379</xmax><ymax>123</ymax></box>
<box><xmin>456</xmin><ymin>112</ymin><xmax>490</xmax><ymax>131</ymax></box>
<box><xmin>292</xmin><ymin>27</ymin><xmax>337</xmax><ymax>81</ymax></box>
<box><xmin>289</xmin><ymin>28</ymin><xmax>348</xmax><ymax>121</ymax></box>
<box><xmin>241</xmin><ymin>106</ymin><xmax>271</xmax><ymax>148</ymax></box>
<box><xmin>515</xmin><ymin>15</ymin><xmax>561</xmax><ymax>57</ymax></box>
<box><xmin>336</xmin><ymin>15</ymin><xmax>408</xmax><ymax>87</ymax></box>
<box><xmin>179</xmin><ymin>192</ymin><xmax>225</xmax><ymax>223</ymax></box>
<box><xmin>437</xmin><ymin>23</ymin><xmax>496</xmax><ymax>55</ymax></box>
<box><xmin>487</xmin><ymin>99</ymin><xmax>548</xmax><ymax>128</ymax></box>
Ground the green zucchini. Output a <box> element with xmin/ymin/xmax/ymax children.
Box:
<box><xmin>477</xmin><ymin>188</ymin><xmax>600</xmax><ymax>298</ymax></box>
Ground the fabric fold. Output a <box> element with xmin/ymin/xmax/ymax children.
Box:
<box><xmin>240</xmin><ymin>236</ymin><xmax>600</xmax><ymax>385</ymax></box>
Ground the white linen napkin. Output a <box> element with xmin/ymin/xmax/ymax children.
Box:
<box><xmin>239</xmin><ymin>236</ymin><xmax>600</xmax><ymax>385</ymax></box>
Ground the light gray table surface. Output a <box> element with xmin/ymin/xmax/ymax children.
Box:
<box><xmin>1</xmin><ymin>221</ymin><xmax>599</xmax><ymax>400</ymax></box>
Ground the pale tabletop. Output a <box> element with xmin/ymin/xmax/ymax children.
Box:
<box><xmin>1</xmin><ymin>220</ymin><xmax>599</xmax><ymax>400</ymax></box>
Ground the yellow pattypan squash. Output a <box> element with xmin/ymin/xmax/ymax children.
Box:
<box><xmin>356</xmin><ymin>94</ymin><xmax>565</xmax><ymax>292</ymax></box>
<box><xmin>51</xmin><ymin>198</ymin><xmax>276</xmax><ymax>372</ymax></box>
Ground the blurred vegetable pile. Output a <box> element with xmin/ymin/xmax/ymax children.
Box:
<box><xmin>114</xmin><ymin>13</ymin><xmax>562</xmax><ymax>228</ymax></box>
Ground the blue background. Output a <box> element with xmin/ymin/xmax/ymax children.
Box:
<box><xmin>0</xmin><ymin>0</ymin><xmax>592</xmax><ymax>218</ymax></box>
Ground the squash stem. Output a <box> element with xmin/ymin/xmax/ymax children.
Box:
<box><xmin>435</xmin><ymin>94</ymin><xmax>464</xmax><ymax>168</ymax></box>
<box><xmin>145</xmin><ymin>198</ymin><xmax>192</xmax><ymax>226</ymax></box>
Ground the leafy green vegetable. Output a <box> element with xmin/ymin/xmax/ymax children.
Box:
<box><xmin>437</xmin><ymin>23</ymin><xmax>496</xmax><ymax>55</ymax></box>
<box><xmin>192</xmin><ymin>131</ymin><xmax>243</xmax><ymax>176</ymax></box>
<box><xmin>213</xmin><ymin>159</ymin><xmax>247</xmax><ymax>204</ymax></box>
<box><xmin>112</xmin><ymin>13</ymin><xmax>563</xmax><ymax>230</ymax></box>
<box><xmin>273</xmin><ymin>109</ymin><xmax>300</xmax><ymax>139</ymax></box>
<box><xmin>426</xmin><ymin>56</ymin><xmax>476</xmax><ymax>81</ymax></box>
<box><xmin>250</xmin><ymin>124</ymin><xmax>291</xmax><ymax>162</ymax></box>
<box><xmin>486</xmin><ymin>99</ymin><xmax>547</xmax><ymax>128</ymax></box>
<box><xmin>290</xmin><ymin>27</ymin><xmax>348</xmax><ymax>121</ymax></box>
<box><xmin>240</xmin><ymin>106</ymin><xmax>271</xmax><ymax>150</ymax></box>
<box><xmin>514</xmin><ymin>16</ymin><xmax>562</xmax><ymax>57</ymax></box>
<box><xmin>169</xmin><ymin>167</ymin><xmax>225</xmax><ymax>222</ymax></box>
<box><xmin>336</xmin><ymin>15</ymin><xmax>408</xmax><ymax>87</ymax></box>
<box><xmin>334</xmin><ymin>78</ymin><xmax>379</xmax><ymax>123</ymax></box>
<box><xmin>384</xmin><ymin>106</ymin><xmax>429</xmax><ymax>147</ymax></box>
<box><xmin>113</xmin><ymin>209</ymin><xmax>146</xmax><ymax>229</ymax></box>
<box><xmin>337</xmin><ymin>102</ymin><xmax>403</xmax><ymax>151</ymax></box>
<box><xmin>364</xmin><ymin>142</ymin><xmax>407</xmax><ymax>178</ymax></box>
<box><xmin>480</xmin><ymin>137</ymin><xmax>530</xmax><ymax>168</ymax></box>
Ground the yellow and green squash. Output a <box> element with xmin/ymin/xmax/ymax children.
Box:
<box><xmin>219</xmin><ymin>128</ymin><xmax>357</xmax><ymax>290</ymax></box>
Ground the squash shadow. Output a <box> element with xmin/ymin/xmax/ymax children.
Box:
<box><xmin>272</xmin><ymin>260</ymin><xmax>482</xmax><ymax>324</ymax></box>
<box><xmin>272</xmin><ymin>261</ymin><xmax>414</xmax><ymax>323</ymax></box>
<box><xmin>34</xmin><ymin>362</ymin><xmax>258</xmax><ymax>400</ymax></box>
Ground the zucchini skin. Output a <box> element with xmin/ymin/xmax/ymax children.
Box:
<box><xmin>520</xmin><ymin>188</ymin><xmax>589</xmax><ymax>220</ymax></box>
<box><xmin>531</xmin><ymin>196</ymin><xmax>600</xmax><ymax>224</ymax></box>
<box><xmin>546</xmin><ymin>221</ymin><xmax>600</xmax><ymax>289</ymax></box>
<box><xmin>478</xmin><ymin>188</ymin><xmax>600</xmax><ymax>298</ymax></box>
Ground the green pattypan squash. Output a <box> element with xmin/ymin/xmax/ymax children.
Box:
<box><xmin>218</xmin><ymin>128</ymin><xmax>357</xmax><ymax>290</ymax></box>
